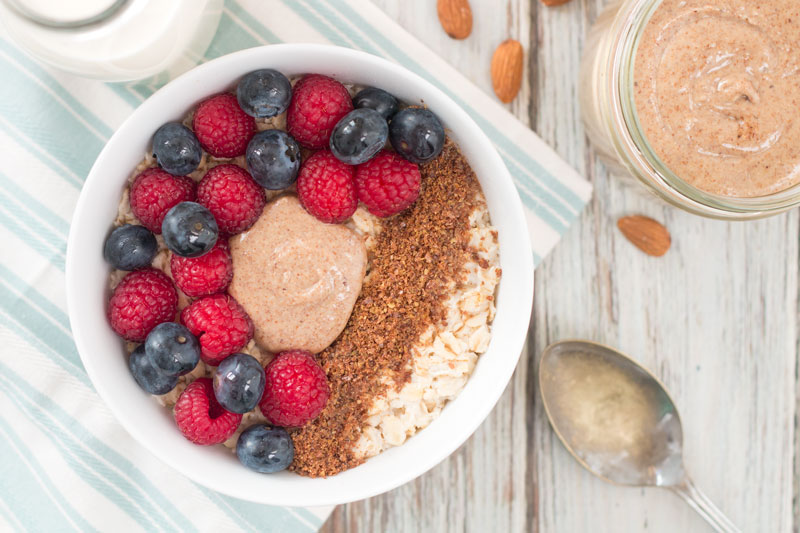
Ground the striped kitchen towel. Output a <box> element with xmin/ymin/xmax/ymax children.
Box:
<box><xmin>0</xmin><ymin>0</ymin><xmax>591</xmax><ymax>531</ymax></box>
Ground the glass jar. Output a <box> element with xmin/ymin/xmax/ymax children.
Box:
<box><xmin>0</xmin><ymin>0</ymin><xmax>223</xmax><ymax>82</ymax></box>
<box><xmin>579</xmin><ymin>0</ymin><xmax>800</xmax><ymax>219</ymax></box>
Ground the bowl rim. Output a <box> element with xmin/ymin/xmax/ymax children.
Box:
<box><xmin>66</xmin><ymin>43</ymin><xmax>534</xmax><ymax>507</ymax></box>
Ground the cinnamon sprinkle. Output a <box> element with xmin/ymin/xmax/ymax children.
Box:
<box><xmin>289</xmin><ymin>140</ymin><xmax>485</xmax><ymax>477</ymax></box>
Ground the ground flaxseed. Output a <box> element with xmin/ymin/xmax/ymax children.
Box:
<box><xmin>289</xmin><ymin>140</ymin><xmax>485</xmax><ymax>477</ymax></box>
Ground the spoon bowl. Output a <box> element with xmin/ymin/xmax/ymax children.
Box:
<box><xmin>539</xmin><ymin>340</ymin><xmax>684</xmax><ymax>487</ymax></box>
<box><xmin>539</xmin><ymin>340</ymin><xmax>740</xmax><ymax>533</ymax></box>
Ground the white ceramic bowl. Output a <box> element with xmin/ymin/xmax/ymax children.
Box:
<box><xmin>66</xmin><ymin>44</ymin><xmax>534</xmax><ymax>507</ymax></box>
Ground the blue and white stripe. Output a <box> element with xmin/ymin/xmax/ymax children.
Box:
<box><xmin>0</xmin><ymin>0</ymin><xmax>589</xmax><ymax>530</ymax></box>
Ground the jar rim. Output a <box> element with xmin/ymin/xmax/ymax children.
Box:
<box><xmin>607</xmin><ymin>0</ymin><xmax>800</xmax><ymax>218</ymax></box>
<box><xmin>1</xmin><ymin>0</ymin><xmax>128</xmax><ymax>28</ymax></box>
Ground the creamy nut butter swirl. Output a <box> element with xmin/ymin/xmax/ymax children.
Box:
<box><xmin>634</xmin><ymin>0</ymin><xmax>800</xmax><ymax>197</ymax></box>
<box><xmin>228</xmin><ymin>195</ymin><xmax>367</xmax><ymax>354</ymax></box>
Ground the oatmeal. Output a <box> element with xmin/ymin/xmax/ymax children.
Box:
<box><xmin>289</xmin><ymin>141</ymin><xmax>499</xmax><ymax>476</ymax></box>
<box><xmin>354</xmin><ymin>203</ymin><xmax>498</xmax><ymax>459</ymax></box>
<box><xmin>105</xmin><ymin>71</ymin><xmax>501</xmax><ymax>477</ymax></box>
<box><xmin>112</xmin><ymin>137</ymin><xmax>499</xmax><ymax>476</ymax></box>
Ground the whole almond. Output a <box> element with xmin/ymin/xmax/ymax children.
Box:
<box><xmin>540</xmin><ymin>0</ymin><xmax>573</xmax><ymax>6</ymax></box>
<box><xmin>437</xmin><ymin>0</ymin><xmax>473</xmax><ymax>40</ymax></box>
<box><xmin>617</xmin><ymin>216</ymin><xmax>671</xmax><ymax>257</ymax></box>
<box><xmin>491</xmin><ymin>39</ymin><xmax>524</xmax><ymax>104</ymax></box>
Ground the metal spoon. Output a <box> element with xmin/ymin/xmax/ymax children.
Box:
<box><xmin>538</xmin><ymin>340</ymin><xmax>740</xmax><ymax>533</ymax></box>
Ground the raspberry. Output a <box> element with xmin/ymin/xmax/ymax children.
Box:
<box><xmin>354</xmin><ymin>150</ymin><xmax>421</xmax><ymax>217</ymax></box>
<box><xmin>192</xmin><ymin>93</ymin><xmax>255</xmax><ymax>158</ymax></box>
<box><xmin>170</xmin><ymin>239</ymin><xmax>233</xmax><ymax>297</ymax></box>
<box><xmin>108</xmin><ymin>269</ymin><xmax>177</xmax><ymax>342</ymax></box>
<box><xmin>180</xmin><ymin>294</ymin><xmax>253</xmax><ymax>366</ymax></box>
<box><xmin>196</xmin><ymin>164</ymin><xmax>265</xmax><ymax>235</ymax></box>
<box><xmin>259</xmin><ymin>350</ymin><xmax>329</xmax><ymax>427</ymax></box>
<box><xmin>129</xmin><ymin>168</ymin><xmax>195</xmax><ymax>233</ymax></box>
<box><xmin>174</xmin><ymin>378</ymin><xmax>242</xmax><ymax>445</ymax></box>
<box><xmin>296</xmin><ymin>151</ymin><xmax>357</xmax><ymax>223</ymax></box>
<box><xmin>287</xmin><ymin>74</ymin><xmax>354</xmax><ymax>149</ymax></box>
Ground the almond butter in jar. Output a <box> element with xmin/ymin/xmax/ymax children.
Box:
<box><xmin>579</xmin><ymin>0</ymin><xmax>800</xmax><ymax>219</ymax></box>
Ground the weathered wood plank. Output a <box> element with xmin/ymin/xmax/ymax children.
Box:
<box><xmin>322</xmin><ymin>1</ymin><xmax>533</xmax><ymax>531</ymax></box>
<box><xmin>532</xmin><ymin>1</ymin><xmax>797</xmax><ymax>532</ymax></box>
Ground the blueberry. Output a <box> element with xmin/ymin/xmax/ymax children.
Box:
<box><xmin>237</xmin><ymin>69</ymin><xmax>292</xmax><ymax>119</ymax></box>
<box><xmin>144</xmin><ymin>322</ymin><xmax>200</xmax><ymax>376</ymax></box>
<box><xmin>246</xmin><ymin>130</ymin><xmax>301</xmax><ymax>189</ymax></box>
<box><xmin>236</xmin><ymin>424</ymin><xmax>294</xmax><ymax>473</ymax></box>
<box><xmin>353</xmin><ymin>87</ymin><xmax>399</xmax><ymax>121</ymax></box>
<box><xmin>103</xmin><ymin>224</ymin><xmax>157</xmax><ymax>271</ymax></box>
<box><xmin>330</xmin><ymin>108</ymin><xmax>389</xmax><ymax>165</ymax></box>
<box><xmin>129</xmin><ymin>344</ymin><xmax>178</xmax><ymax>395</ymax></box>
<box><xmin>152</xmin><ymin>123</ymin><xmax>202</xmax><ymax>176</ymax></box>
<box><xmin>389</xmin><ymin>108</ymin><xmax>445</xmax><ymax>164</ymax></box>
<box><xmin>161</xmin><ymin>201</ymin><xmax>218</xmax><ymax>258</ymax></box>
<box><xmin>213</xmin><ymin>353</ymin><xmax>265</xmax><ymax>414</ymax></box>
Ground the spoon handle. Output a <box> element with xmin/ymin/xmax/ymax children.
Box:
<box><xmin>670</xmin><ymin>477</ymin><xmax>741</xmax><ymax>533</ymax></box>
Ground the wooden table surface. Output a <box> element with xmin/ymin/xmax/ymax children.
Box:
<box><xmin>321</xmin><ymin>1</ymin><xmax>798</xmax><ymax>532</ymax></box>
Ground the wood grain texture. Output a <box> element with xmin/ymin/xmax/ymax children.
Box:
<box><xmin>321</xmin><ymin>1</ymin><xmax>798</xmax><ymax>532</ymax></box>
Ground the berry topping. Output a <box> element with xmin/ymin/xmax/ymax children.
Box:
<box><xmin>287</xmin><ymin>74</ymin><xmax>354</xmax><ymax>149</ymax></box>
<box><xmin>353</xmin><ymin>87</ymin><xmax>399</xmax><ymax>121</ymax></box>
<box><xmin>296</xmin><ymin>151</ymin><xmax>357</xmax><ymax>224</ymax></box>
<box><xmin>236</xmin><ymin>69</ymin><xmax>292</xmax><ymax>119</ymax></box>
<box><xmin>129</xmin><ymin>168</ymin><xmax>195</xmax><ymax>233</ymax></box>
<box><xmin>108</xmin><ymin>269</ymin><xmax>178</xmax><ymax>342</ymax></box>
<box><xmin>389</xmin><ymin>108</ymin><xmax>445</xmax><ymax>164</ymax></box>
<box><xmin>246</xmin><ymin>130</ymin><xmax>301</xmax><ymax>190</ymax></box>
<box><xmin>161</xmin><ymin>201</ymin><xmax>219</xmax><ymax>258</ymax></box>
<box><xmin>103</xmin><ymin>224</ymin><xmax>157</xmax><ymax>271</ymax></box>
<box><xmin>170</xmin><ymin>239</ymin><xmax>233</xmax><ymax>297</ymax></box>
<box><xmin>129</xmin><ymin>344</ymin><xmax>178</xmax><ymax>395</ymax></box>
<box><xmin>236</xmin><ymin>424</ymin><xmax>294</xmax><ymax>473</ymax></box>
<box><xmin>144</xmin><ymin>322</ymin><xmax>200</xmax><ymax>376</ymax></box>
<box><xmin>196</xmin><ymin>164</ymin><xmax>265</xmax><ymax>235</ymax></box>
<box><xmin>174</xmin><ymin>378</ymin><xmax>242</xmax><ymax>445</ymax></box>
<box><xmin>259</xmin><ymin>350</ymin><xmax>330</xmax><ymax>427</ymax></box>
<box><xmin>354</xmin><ymin>150</ymin><xmax>421</xmax><ymax>217</ymax></box>
<box><xmin>330</xmin><ymin>108</ymin><xmax>389</xmax><ymax>165</ymax></box>
<box><xmin>213</xmin><ymin>353</ymin><xmax>266</xmax><ymax>414</ymax></box>
<box><xmin>192</xmin><ymin>93</ymin><xmax>255</xmax><ymax>158</ymax></box>
<box><xmin>181</xmin><ymin>294</ymin><xmax>253</xmax><ymax>366</ymax></box>
<box><xmin>152</xmin><ymin>122</ymin><xmax>202</xmax><ymax>176</ymax></box>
